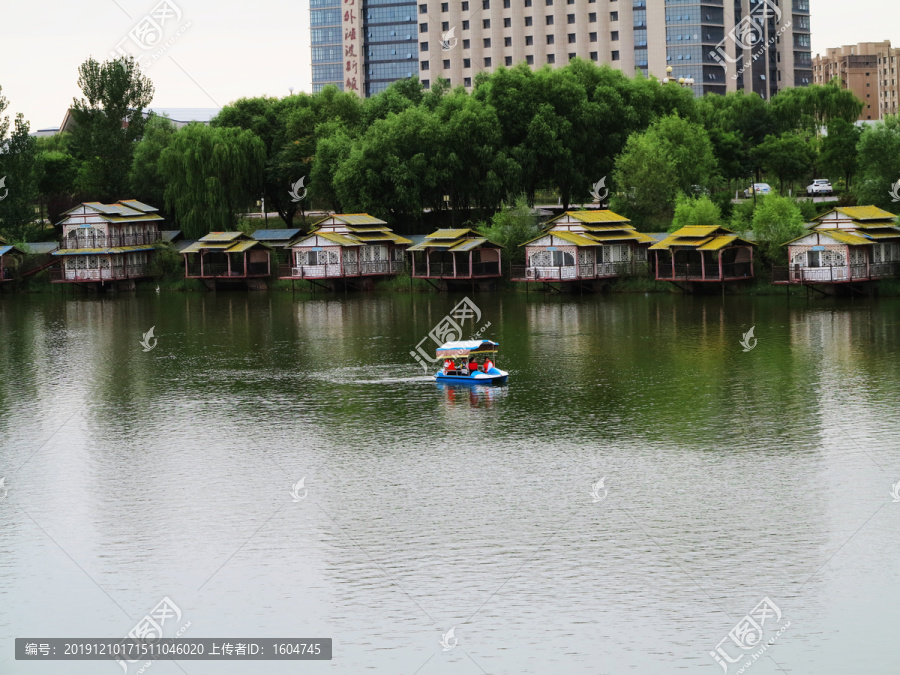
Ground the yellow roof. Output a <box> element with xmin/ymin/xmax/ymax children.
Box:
<box><xmin>547</xmin><ymin>230</ymin><xmax>599</xmax><ymax>247</ymax></box>
<box><xmin>312</xmin><ymin>231</ymin><xmax>362</xmax><ymax>247</ymax></box>
<box><xmin>344</xmin><ymin>225</ymin><xmax>390</xmax><ymax>233</ymax></box>
<box><xmin>312</xmin><ymin>213</ymin><xmax>389</xmax><ymax>227</ymax></box>
<box><xmin>830</xmin><ymin>205</ymin><xmax>897</xmax><ymax>221</ymax></box>
<box><xmin>697</xmin><ymin>235</ymin><xmax>752</xmax><ymax>251</ymax></box>
<box><xmin>819</xmin><ymin>229</ymin><xmax>873</xmax><ymax>246</ymax></box>
<box><xmin>562</xmin><ymin>210</ymin><xmax>631</xmax><ymax>223</ymax></box>
<box><xmin>858</xmin><ymin>229</ymin><xmax>900</xmax><ymax>240</ymax></box>
<box><xmin>426</xmin><ymin>228</ymin><xmax>475</xmax><ymax>239</ymax></box>
<box><xmin>672</xmin><ymin>225</ymin><xmax>727</xmax><ymax>237</ymax></box>
<box><xmin>586</xmin><ymin>232</ymin><xmax>643</xmax><ymax>242</ymax></box>
<box><xmin>102</xmin><ymin>214</ymin><xmax>164</xmax><ymax>223</ymax></box>
<box><xmin>200</xmin><ymin>231</ymin><xmax>244</xmax><ymax>242</ymax></box>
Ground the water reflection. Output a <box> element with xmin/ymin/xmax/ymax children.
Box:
<box><xmin>436</xmin><ymin>381</ymin><xmax>509</xmax><ymax>409</ymax></box>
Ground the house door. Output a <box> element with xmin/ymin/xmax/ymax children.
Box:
<box><xmin>807</xmin><ymin>251</ymin><xmax>821</xmax><ymax>268</ymax></box>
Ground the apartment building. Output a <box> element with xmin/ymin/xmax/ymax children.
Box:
<box><xmin>813</xmin><ymin>41</ymin><xmax>900</xmax><ymax>120</ymax></box>
<box><xmin>311</xmin><ymin>0</ymin><xmax>812</xmax><ymax>99</ymax></box>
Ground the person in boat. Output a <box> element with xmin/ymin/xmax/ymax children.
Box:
<box><xmin>468</xmin><ymin>359</ymin><xmax>479</xmax><ymax>375</ymax></box>
<box><xmin>484</xmin><ymin>357</ymin><xmax>494</xmax><ymax>372</ymax></box>
<box><xmin>443</xmin><ymin>358</ymin><xmax>453</xmax><ymax>373</ymax></box>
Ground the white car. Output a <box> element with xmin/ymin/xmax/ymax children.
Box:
<box><xmin>743</xmin><ymin>183</ymin><xmax>772</xmax><ymax>198</ymax></box>
<box><xmin>807</xmin><ymin>179</ymin><xmax>833</xmax><ymax>196</ymax></box>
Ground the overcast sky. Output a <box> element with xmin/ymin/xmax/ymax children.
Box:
<box><xmin>0</xmin><ymin>0</ymin><xmax>896</xmax><ymax>129</ymax></box>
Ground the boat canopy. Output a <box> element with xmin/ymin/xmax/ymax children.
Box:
<box><xmin>435</xmin><ymin>340</ymin><xmax>498</xmax><ymax>358</ymax></box>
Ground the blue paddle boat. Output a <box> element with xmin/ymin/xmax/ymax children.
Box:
<box><xmin>434</xmin><ymin>340</ymin><xmax>509</xmax><ymax>385</ymax></box>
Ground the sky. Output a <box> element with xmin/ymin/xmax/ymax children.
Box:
<box><xmin>0</xmin><ymin>0</ymin><xmax>896</xmax><ymax>130</ymax></box>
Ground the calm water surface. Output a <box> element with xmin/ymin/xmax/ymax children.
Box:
<box><xmin>1</xmin><ymin>291</ymin><xmax>899</xmax><ymax>674</ymax></box>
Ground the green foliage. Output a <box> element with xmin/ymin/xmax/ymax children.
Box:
<box><xmin>751</xmin><ymin>133</ymin><xmax>815</xmax><ymax>193</ymax></box>
<box><xmin>476</xmin><ymin>195</ymin><xmax>540</xmax><ymax>266</ymax></box>
<box><xmin>130</xmin><ymin>115</ymin><xmax>176</xmax><ymax>215</ymax></box>
<box><xmin>149</xmin><ymin>240</ymin><xmax>183</xmax><ymax>277</ymax></box>
<box><xmin>769</xmin><ymin>81</ymin><xmax>864</xmax><ymax>136</ymax></box>
<box><xmin>0</xmin><ymin>112</ymin><xmax>40</xmax><ymax>241</ymax></box>
<box><xmin>69</xmin><ymin>56</ymin><xmax>154</xmax><ymax>201</ymax></box>
<box><xmin>751</xmin><ymin>195</ymin><xmax>806</xmax><ymax>265</ymax></box>
<box><xmin>853</xmin><ymin>116</ymin><xmax>900</xmax><ymax>210</ymax></box>
<box><xmin>611</xmin><ymin>131</ymin><xmax>678</xmax><ymax>227</ymax></box>
<box><xmin>158</xmin><ymin>123</ymin><xmax>266</xmax><ymax>238</ymax></box>
<box><xmin>820</xmin><ymin>118</ymin><xmax>861</xmax><ymax>188</ymax></box>
<box><xmin>729</xmin><ymin>198</ymin><xmax>756</xmax><ymax>234</ymax></box>
<box><xmin>670</xmin><ymin>194</ymin><xmax>723</xmax><ymax>232</ymax></box>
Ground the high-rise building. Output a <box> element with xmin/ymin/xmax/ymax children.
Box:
<box><xmin>813</xmin><ymin>41</ymin><xmax>900</xmax><ymax>121</ymax></box>
<box><xmin>310</xmin><ymin>0</ymin><xmax>812</xmax><ymax>99</ymax></box>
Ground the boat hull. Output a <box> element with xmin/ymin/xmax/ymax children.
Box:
<box><xmin>434</xmin><ymin>368</ymin><xmax>509</xmax><ymax>386</ymax></box>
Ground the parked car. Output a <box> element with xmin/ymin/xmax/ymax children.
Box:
<box><xmin>806</xmin><ymin>179</ymin><xmax>833</xmax><ymax>196</ymax></box>
<box><xmin>743</xmin><ymin>183</ymin><xmax>772</xmax><ymax>198</ymax></box>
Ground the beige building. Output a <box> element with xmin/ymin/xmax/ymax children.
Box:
<box><xmin>312</xmin><ymin>0</ymin><xmax>813</xmax><ymax>98</ymax></box>
<box><xmin>415</xmin><ymin>0</ymin><xmax>811</xmax><ymax>97</ymax></box>
<box><xmin>813</xmin><ymin>41</ymin><xmax>900</xmax><ymax>120</ymax></box>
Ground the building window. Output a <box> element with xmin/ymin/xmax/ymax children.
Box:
<box><xmin>547</xmin><ymin>53</ymin><xmax>555</xmax><ymax>63</ymax></box>
<box><xmin>525</xmin><ymin>0</ymin><xmax>532</xmax><ymax>5</ymax></box>
<box><xmin>464</xmin><ymin>77</ymin><xmax>472</xmax><ymax>86</ymax></box>
<box><xmin>568</xmin><ymin>33</ymin><xmax>575</xmax><ymax>43</ymax></box>
<box><xmin>610</xmin><ymin>30</ymin><xmax>618</xmax><ymax>40</ymax></box>
<box><xmin>483</xmin><ymin>0</ymin><xmax>490</xmax><ymax>7</ymax></box>
<box><xmin>546</xmin><ymin>15</ymin><xmax>553</xmax><ymax>24</ymax></box>
<box><xmin>463</xmin><ymin>39</ymin><xmax>470</xmax><ymax>48</ymax></box>
<box><xmin>419</xmin><ymin>4</ymin><xmax>427</xmax><ymax>13</ymax></box>
<box><xmin>483</xmin><ymin>18</ymin><xmax>490</xmax><ymax>28</ymax></box>
<box><xmin>462</xmin><ymin>20</ymin><xmax>469</xmax><ymax>29</ymax></box>
<box><xmin>525</xmin><ymin>15</ymin><xmax>533</xmax><ymax>25</ymax></box>
<box><xmin>525</xmin><ymin>35</ymin><xmax>533</xmax><ymax>45</ymax></box>
<box><xmin>590</xmin><ymin>51</ymin><xmax>598</xmax><ymax>61</ymax></box>
<box><xmin>420</xmin><ymin>22</ymin><xmax>428</xmax><ymax>32</ymax></box>
<box><xmin>505</xmin><ymin>56</ymin><xmax>512</xmax><ymax>65</ymax></box>
<box><xmin>589</xmin><ymin>12</ymin><xmax>596</xmax><ymax>21</ymax></box>
<box><xmin>441</xmin><ymin>2</ymin><xmax>448</xmax><ymax>10</ymax></box>
<box><xmin>611</xmin><ymin>50</ymin><xmax>619</xmax><ymax>60</ymax></box>
<box><xmin>589</xmin><ymin>32</ymin><xmax>597</xmax><ymax>42</ymax></box>
<box><xmin>485</xmin><ymin>56</ymin><xmax>492</xmax><ymax>66</ymax></box>
<box><xmin>504</xmin><ymin>0</ymin><xmax>510</xmax><ymax>6</ymax></box>
<box><xmin>462</xmin><ymin>0</ymin><xmax>468</xmax><ymax>7</ymax></box>
<box><xmin>442</xmin><ymin>21</ymin><xmax>449</xmax><ymax>30</ymax></box>
<box><xmin>421</xmin><ymin>41</ymin><xmax>429</xmax><ymax>51</ymax></box>
<box><xmin>567</xmin><ymin>13</ymin><xmax>575</xmax><ymax>23</ymax></box>
<box><xmin>484</xmin><ymin>37</ymin><xmax>491</xmax><ymax>47</ymax></box>
<box><xmin>422</xmin><ymin>79</ymin><xmax>429</xmax><ymax>88</ymax></box>
<box><xmin>443</xmin><ymin>59</ymin><xmax>450</xmax><ymax>68</ymax></box>
<box><xmin>568</xmin><ymin>52</ymin><xmax>575</xmax><ymax>60</ymax></box>
<box><xmin>546</xmin><ymin>0</ymin><xmax>552</xmax><ymax>4</ymax></box>
<box><xmin>504</xmin><ymin>17</ymin><xmax>511</xmax><ymax>27</ymax></box>
<box><xmin>610</xmin><ymin>11</ymin><xmax>618</xmax><ymax>21</ymax></box>
<box><xmin>421</xmin><ymin>60</ymin><xmax>429</xmax><ymax>69</ymax></box>
<box><xmin>464</xmin><ymin>57</ymin><xmax>471</xmax><ymax>67</ymax></box>
<box><xmin>547</xmin><ymin>34</ymin><xmax>554</xmax><ymax>44</ymax></box>
<box><xmin>526</xmin><ymin>54</ymin><xmax>534</xmax><ymax>64</ymax></box>
<box><xmin>504</xmin><ymin>36</ymin><xmax>512</xmax><ymax>46</ymax></box>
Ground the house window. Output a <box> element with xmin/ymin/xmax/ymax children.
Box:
<box><xmin>441</xmin><ymin>2</ymin><xmax>448</xmax><ymax>10</ymax></box>
<box><xmin>546</xmin><ymin>15</ymin><xmax>553</xmax><ymax>24</ymax></box>
<box><xmin>567</xmin><ymin>13</ymin><xmax>575</xmax><ymax>23</ymax></box>
<box><xmin>611</xmin><ymin>50</ymin><xmax>619</xmax><ymax>60</ymax></box>
<box><xmin>525</xmin><ymin>15</ymin><xmax>533</xmax><ymax>25</ymax></box>
<box><xmin>526</xmin><ymin>35</ymin><xmax>533</xmax><ymax>45</ymax></box>
<box><xmin>568</xmin><ymin>33</ymin><xmax>576</xmax><ymax>43</ymax></box>
<box><xmin>485</xmin><ymin>56</ymin><xmax>492</xmax><ymax>66</ymax></box>
<box><xmin>505</xmin><ymin>55</ymin><xmax>512</xmax><ymax>65</ymax></box>
<box><xmin>484</xmin><ymin>37</ymin><xmax>491</xmax><ymax>47</ymax></box>
<box><xmin>526</xmin><ymin>54</ymin><xmax>534</xmax><ymax>64</ymax></box>
<box><xmin>504</xmin><ymin>36</ymin><xmax>512</xmax><ymax>46</ymax></box>
<box><xmin>504</xmin><ymin>17</ymin><xmax>511</xmax><ymax>27</ymax></box>
<box><xmin>547</xmin><ymin>53</ymin><xmax>555</xmax><ymax>63</ymax></box>
<box><xmin>547</xmin><ymin>35</ymin><xmax>554</xmax><ymax>44</ymax></box>
<box><xmin>421</xmin><ymin>60</ymin><xmax>429</xmax><ymax>69</ymax></box>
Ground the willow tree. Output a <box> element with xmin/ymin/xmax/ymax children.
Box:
<box><xmin>158</xmin><ymin>123</ymin><xmax>265</xmax><ymax>239</ymax></box>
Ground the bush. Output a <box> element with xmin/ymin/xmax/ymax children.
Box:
<box><xmin>150</xmin><ymin>241</ymin><xmax>183</xmax><ymax>277</ymax></box>
<box><xmin>751</xmin><ymin>195</ymin><xmax>806</xmax><ymax>266</ymax></box>
<box><xmin>476</xmin><ymin>195</ymin><xmax>541</xmax><ymax>268</ymax></box>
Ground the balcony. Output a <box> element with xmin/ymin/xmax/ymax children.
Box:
<box><xmin>279</xmin><ymin>260</ymin><xmax>404</xmax><ymax>279</ymax></box>
<box><xmin>657</xmin><ymin>261</ymin><xmax>752</xmax><ymax>281</ymax></box>
<box><xmin>51</xmin><ymin>264</ymin><xmax>152</xmax><ymax>282</ymax></box>
<box><xmin>61</xmin><ymin>232</ymin><xmax>162</xmax><ymax>250</ymax></box>
<box><xmin>411</xmin><ymin>261</ymin><xmax>501</xmax><ymax>279</ymax></box>
<box><xmin>772</xmin><ymin>263</ymin><xmax>900</xmax><ymax>284</ymax></box>
<box><xmin>510</xmin><ymin>261</ymin><xmax>644</xmax><ymax>281</ymax></box>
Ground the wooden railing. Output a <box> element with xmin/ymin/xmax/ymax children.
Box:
<box><xmin>511</xmin><ymin>261</ymin><xmax>644</xmax><ymax>281</ymax></box>
<box><xmin>412</xmin><ymin>261</ymin><xmax>501</xmax><ymax>278</ymax></box>
<box><xmin>772</xmin><ymin>263</ymin><xmax>898</xmax><ymax>283</ymax></box>
<box><xmin>280</xmin><ymin>259</ymin><xmax>404</xmax><ymax>278</ymax></box>
<box><xmin>657</xmin><ymin>262</ymin><xmax>752</xmax><ymax>281</ymax></box>
<box><xmin>51</xmin><ymin>264</ymin><xmax>151</xmax><ymax>281</ymax></box>
<box><xmin>61</xmin><ymin>232</ymin><xmax>161</xmax><ymax>249</ymax></box>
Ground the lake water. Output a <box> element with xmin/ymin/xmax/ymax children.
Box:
<box><xmin>1</xmin><ymin>290</ymin><xmax>899</xmax><ymax>674</ymax></box>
